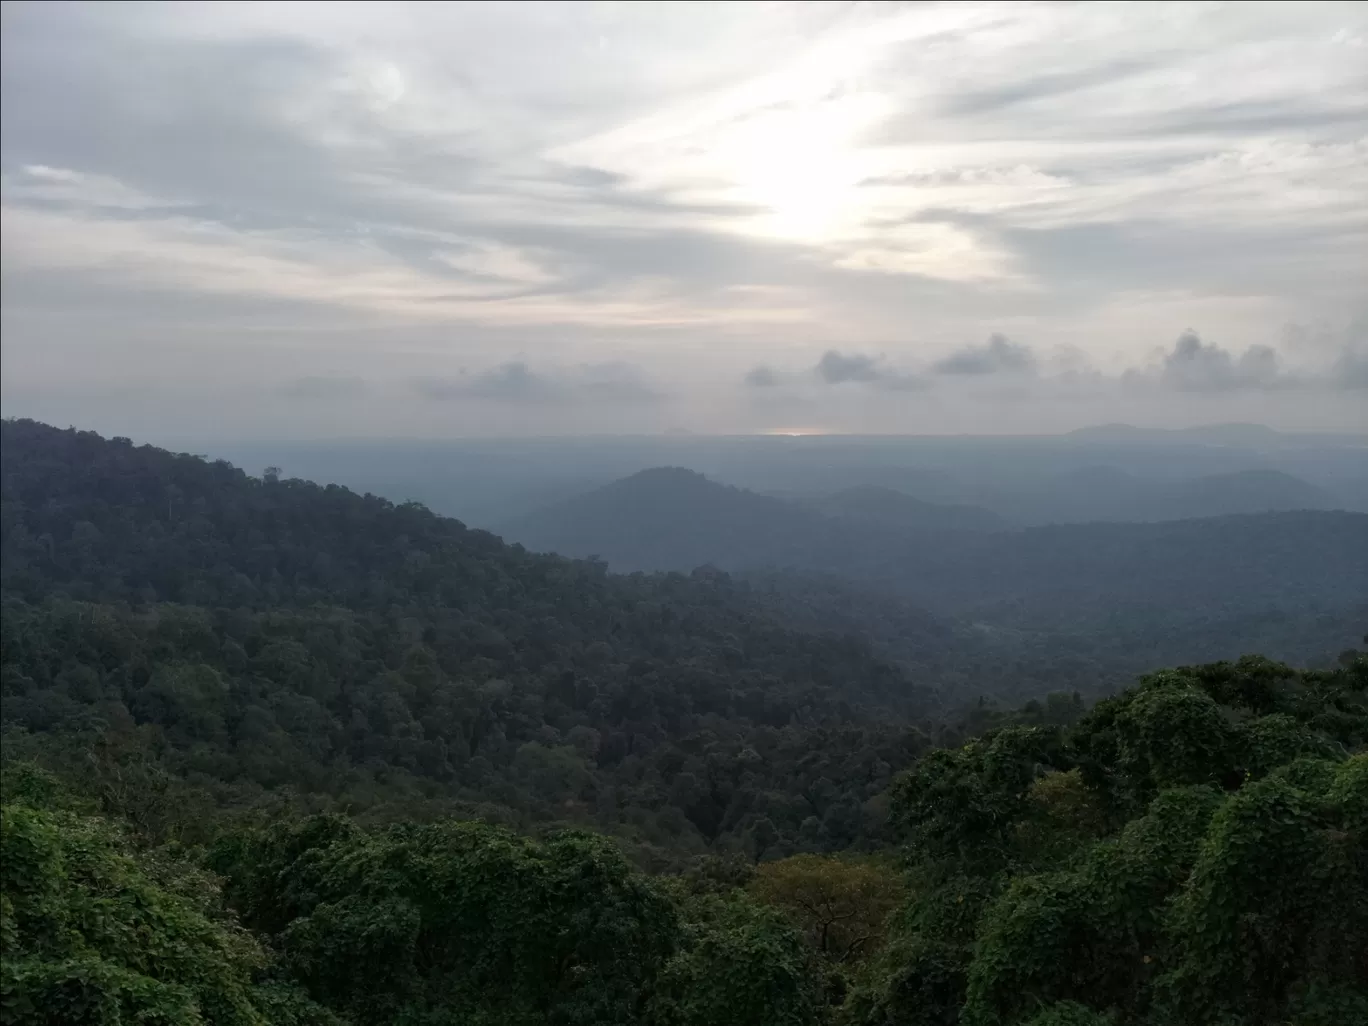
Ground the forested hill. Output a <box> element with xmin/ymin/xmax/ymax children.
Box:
<box><xmin>1</xmin><ymin>418</ymin><xmax>945</xmax><ymax>859</ymax></box>
<box><xmin>804</xmin><ymin>485</ymin><xmax>1007</xmax><ymax>532</ymax></box>
<box><xmin>504</xmin><ymin>465</ymin><xmax>1368</xmax><ymax>627</ymax></box>
<box><xmin>502</xmin><ymin>465</ymin><xmax>841</xmax><ymax>571</ymax></box>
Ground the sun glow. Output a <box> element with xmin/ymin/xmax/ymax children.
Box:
<box><xmin>723</xmin><ymin>97</ymin><xmax>884</xmax><ymax>241</ymax></box>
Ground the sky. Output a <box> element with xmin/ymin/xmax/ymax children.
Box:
<box><xmin>2</xmin><ymin>0</ymin><xmax>1366</xmax><ymax>439</ymax></box>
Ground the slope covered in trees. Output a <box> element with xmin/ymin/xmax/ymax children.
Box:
<box><xmin>504</xmin><ymin>466</ymin><xmax>1368</xmax><ymax>654</ymax></box>
<box><xmin>501</xmin><ymin>466</ymin><xmax>841</xmax><ymax>572</ymax></box>
<box><xmin>803</xmin><ymin>486</ymin><xmax>1006</xmax><ymax>533</ymax></box>
<box><xmin>2</xmin><ymin>420</ymin><xmax>950</xmax><ymax>859</ymax></box>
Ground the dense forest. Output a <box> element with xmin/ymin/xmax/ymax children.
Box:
<box><xmin>3</xmin><ymin>420</ymin><xmax>1366</xmax><ymax>1024</ymax></box>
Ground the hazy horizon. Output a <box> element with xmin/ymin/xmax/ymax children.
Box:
<box><xmin>3</xmin><ymin>1</ymin><xmax>1367</xmax><ymax>438</ymax></box>
<box><xmin>147</xmin><ymin>423</ymin><xmax>1368</xmax><ymax>450</ymax></box>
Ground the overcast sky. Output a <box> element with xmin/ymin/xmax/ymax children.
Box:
<box><xmin>2</xmin><ymin>1</ymin><xmax>1366</xmax><ymax>439</ymax></box>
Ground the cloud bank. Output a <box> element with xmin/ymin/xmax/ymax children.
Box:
<box><xmin>933</xmin><ymin>334</ymin><xmax>1038</xmax><ymax>376</ymax></box>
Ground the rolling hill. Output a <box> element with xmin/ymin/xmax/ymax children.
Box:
<box><xmin>803</xmin><ymin>485</ymin><xmax>1006</xmax><ymax>532</ymax></box>
<box><xmin>1154</xmin><ymin>467</ymin><xmax>1338</xmax><ymax>519</ymax></box>
<box><xmin>505</xmin><ymin>466</ymin><xmax>1368</xmax><ymax>632</ymax></box>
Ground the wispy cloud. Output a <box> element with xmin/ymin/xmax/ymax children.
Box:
<box><xmin>278</xmin><ymin>376</ymin><xmax>369</xmax><ymax>400</ymax></box>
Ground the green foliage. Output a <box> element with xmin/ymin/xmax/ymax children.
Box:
<box><xmin>863</xmin><ymin>657</ymin><xmax>1368</xmax><ymax>1026</ymax></box>
<box><xmin>653</xmin><ymin>895</ymin><xmax>822</xmax><ymax>1026</ymax></box>
<box><xmin>1021</xmin><ymin>1002</ymin><xmax>1115</xmax><ymax>1026</ymax></box>
<box><xmin>749</xmin><ymin>854</ymin><xmax>903</xmax><ymax>966</ymax></box>
<box><xmin>962</xmin><ymin>785</ymin><xmax>1223</xmax><ymax>1024</ymax></box>
<box><xmin>1153</xmin><ymin>755</ymin><xmax>1368</xmax><ymax>1025</ymax></box>
<box><xmin>889</xmin><ymin>725</ymin><xmax>1066</xmax><ymax>869</ymax></box>
<box><xmin>0</xmin><ymin>788</ymin><xmax>330</xmax><ymax>1025</ymax></box>
<box><xmin>219</xmin><ymin>815</ymin><xmax>679</xmax><ymax>1025</ymax></box>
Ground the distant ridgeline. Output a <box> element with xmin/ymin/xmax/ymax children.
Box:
<box><xmin>1</xmin><ymin>419</ymin><xmax>1366</xmax><ymax>1025</ymax></box>
<box><xmin>503</xmin><ymin>463</ymin><xmax>1368</xmax><ymax>670</ymax></box>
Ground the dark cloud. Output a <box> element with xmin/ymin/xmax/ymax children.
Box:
<box><xmin>415</xmin><ymin>361</ymin><xmax>661</xmax><ymax>404</ymax></box>
<box><xmin>933</xmin><ymin>334</ymin><xmax>1037</xmax><ymax>376</ymax></box>
<box><xmin>816</xmin><ymin>350</ymin><xmax>883</xmax><ymax>384</ymax></box>
<box><xmin>813</xmin><ymin>350</ymin><xmax>926</xmax><ymax>391</ymax></box>
<box><xmin>1158</xmin><ymin>330</ymin><xmax>1288</xmax><ymax>392</ymax></box>
<box><xmin>743</xmin><ymin>365</ymin><xmax>782</xmax><ymax>387</ymax></box>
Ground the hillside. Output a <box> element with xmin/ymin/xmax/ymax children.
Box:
<box><xmin>502</xmin><ymin>466</ymin><xmax>850</xmax><ymax>571</ymax></box>
<box><xmin>1154</xmin><ymin>467</ymin><xmax>1338</xmax><ymax>519</ymax></box>
<box><xmin>1065</xmin><ymin>422</ymin><xmax>1368</xmax><ymax>449</ymax></box>
<box><xmin>1065</xmin><ymin>422</ymin><xmax>1286</xmax><ymax>446</ymax></box>
<box><xmin>735</xmin><ymin>568</ymin><xmax>1368</xmax><ymax>706</ymax></box>
<box><xmin>0</xmin><ymin>420</ymin><xmax>935</xmax><ymax>858</ymax></box>
<box><xmin>804</xmin><ymin>486</ymin><xmax>1006</xmax><ymax>532</ymax></box>
<box><xmin>504</xmin><ymin>466</ymin><xmax>1368</xmax><ymax>632</ymax></box>
<box><xmin>976</xmin><ymin>465</ymin><xmax>1342</xmax><ymax>524</ymax></box>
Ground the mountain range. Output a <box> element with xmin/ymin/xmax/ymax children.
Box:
<box><xmin>504</xmin><ymin>466</ymin><xmax>1368</xmax><ymax>634</ymax></box>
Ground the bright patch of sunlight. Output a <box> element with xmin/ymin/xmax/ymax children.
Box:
<box><xmin>721</xmin><ymin>96</ymin><xmax>885</xmax><ymax>241</ymax></box>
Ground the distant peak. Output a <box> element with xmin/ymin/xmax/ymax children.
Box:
<box><xmin>1068</xmin><ymin>422</ymin><xmax>1139</xmax><ymax>436</ymax></box>
<box><xmin>1067</xmin><ymin>422</ymin><xmax>1282</xmax><ymax>446</ymax></box>
<box><xmin>620</xmin><ymin>466</ymin><xmax>710</xmax><ymax>484</ymax></box>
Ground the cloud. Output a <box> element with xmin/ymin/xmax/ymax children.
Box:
<box><xmin>575</xmin><ymin>363</ymin><xmax>666</xmax><ymax>402</ymax></box>
<box><xmin>935</xmin><ymin>58</ymin><xmax>1165</xmax><ymax>118</ymax></box>
<box><xmin>1330</xmin><ymin>347</ymin><xmax>1368</xmax><ymax>390</ymax></box>
<box><xmin>415</xmin><ymin>361</ymin><xmax>662</xmax><ymax>404</ymax></box>
<box><xmin>1155</xmin><ymin>330</ymin><xmax>1289</xmax><ymax>392</ymax></box>
<box><xmin>419</xmin><ymin>362</ymin><xmax>553</xmax><ymax>402</ymax></box>
<box><xmin>278</xmin><ymin>376</ymin><xmax>368</xmax><ymax>400</ymax></box>
<box><xmin>813</xmin><ymin>350</ymin><xmax>926</xmax><ymax>392</ymax></box>
<box><xmin>933</xmin><ymin>333</ymin><xmax>1038</xmax><ymax>375</ymax></box>
<box><xmin>743</xmin><ymin>365</ymin><xmax>782</xmax><ymax>388</ymax></box>
<box><xmin>816</xmin><ymin>350</ymin><xmax>883</xmax><ymax>384</ymax></box>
